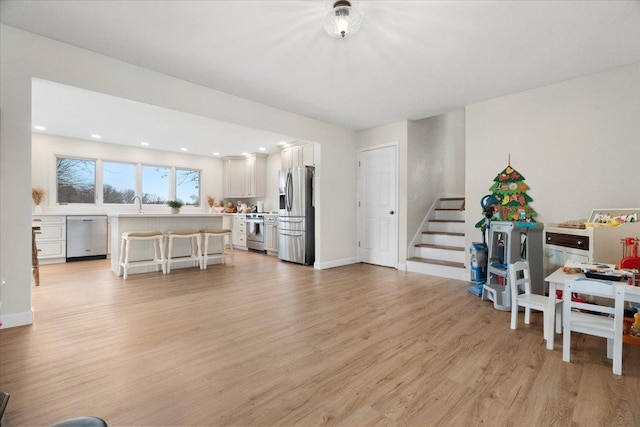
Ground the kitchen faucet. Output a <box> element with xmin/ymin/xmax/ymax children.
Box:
<box><xmin>132</xmin><ymin>195</ymin><xmax>143</xmax><ymax>214</ymax></box>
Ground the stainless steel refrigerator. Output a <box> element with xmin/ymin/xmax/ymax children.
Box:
<box><xmin>278</xmin><ymin>166</ymin><xmax>314</xmax><ymax>265</ymax></box>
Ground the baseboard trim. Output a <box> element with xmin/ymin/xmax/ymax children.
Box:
<box><xmin>0</xmin><ymin>308</ymin><xmax>34</xmax><ymax>329</ymax></box>
<box><xmin>314</xmin><ymin>257</ymin><xmax>358</xmax><ymax>270</ymax></box>
<box><xmin>396</xmin><ymin>263</ymin><xmax>407</xmax><ymax>271</ymax></box>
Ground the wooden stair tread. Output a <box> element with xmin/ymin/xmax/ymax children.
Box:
<box><xmin>422</xmin><ymin>231</ymin><xmax>464</xmax><ymax>236</ymax></box>
<box><xmin>435</xmin><ymin>208</ymin><xmax>465</xmax><ymax>211</ymax></box>
<box><xmin>415</xmin><ymin>243</ymin><xmax>464</xmax><ymax>251</ymax></box>
<box><xmin>429</xmin><ymin>219</ymin><xmax>464</xmax><ymax>223</ymax></box>
<box><xmin>407</xmin><ymin>257</ymin><xmax>465</xmax><ymax>268</ymax></box>
<box><xmin>440</xmin><ymin>197</ymin><xmax>464</xmax><ymax>201</ymax></box>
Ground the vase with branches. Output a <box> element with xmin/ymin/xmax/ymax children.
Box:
<box><xmin>32</xmin><ymin>188</ymin><xmax>45</xmax><ymax>213</ymax></box>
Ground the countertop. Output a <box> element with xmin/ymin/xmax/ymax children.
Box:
<box><xmin>108</xmin><ymin>213</ymin><xmax>231</xmax><ymax>218</ymax></box>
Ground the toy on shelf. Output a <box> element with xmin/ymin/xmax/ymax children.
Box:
<box><xmin>620</xmin><ymin>237</ymin><xmax>640</xmax><ymax>270</ymax></box>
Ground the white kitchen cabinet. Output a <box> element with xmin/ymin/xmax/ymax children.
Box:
<box><xmin>264</xmin><ymin>215</ymin><xmax>278</xmax><ymax>254</ymax></box>
<box><xmin>33</xmin><ymin>215</ymin><xmax>66</xmax><ymax>264</ymax></box>
<box><xmin>226</xmin><ymin>159</ymin><xmax>247</xmax><ymax>197</ymax></box>
<box><xmin>281</xmin><ymin>144</ymin><xmax>314</xmax><ymax>169</ymax></box>
<box><xmin>232</xmin><ymin>215</ymin><xmax>247</xmax><ymax>249</ymax></box>
<box><xmin>302</xmin><ymin>144</ymin><xmax>314</xmax><ymax>166</ymax></box>
<box><xmin>223</xmin><ymin>154</ymin><xmax>266</xmax><ymax>198</ymax></box>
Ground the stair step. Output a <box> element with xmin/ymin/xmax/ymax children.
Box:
<box><xmin>434</xmin><ymin>209</ymin><xmax>465</xmax><ymax>221</ymax></box>
<box><xmin>422</xmin><ymin>231</ymin><xmax>464</xmax><ymax>236</ymax></box>
<box><xmin>407</xmin><ymin>257</ymin><xmax>464</xmax><ymax>268</ymax></box>
<box><xmin>415</xmin><ymin>243</ymin><xmax>464</xmax><ymax>251</ymax></box>
<box><xmin>440</xmin><ymin>197</ymin><xmax>465</xmax><ymax>210</ymax></box>
<box><xmin>429</xmin><ymin>219</ymin><xmax>464</xmax><ymax>223</ymax></box>
<box><xmin>435</xmin><ymin>208</ymin><xmax>464</xmax><ymax>211</ymax></box>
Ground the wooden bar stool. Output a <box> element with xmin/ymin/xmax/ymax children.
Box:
<box><xmin>201</xmin><ymin>228</ymin><xmax>234</xmax><ymax>269</ymax></box>
<box><xmin>118</xmin><ymin>231</ymin><xmax>165</xmax><ymax>280</ymax></box>
<box><xmin>32</xmin><ymin>220</ymin><xmax>42</xmax><ymax>286</ymax></box>
<box><xmin>165</xmin><ymin>230</ymin><xmax>202</xmax><ymax>273</ymax></box>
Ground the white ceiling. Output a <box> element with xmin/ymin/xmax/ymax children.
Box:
<box><xmin>3</xmin><ymin>1</ymin><xmax>640</xmax><ymax>155</ymax></box>
<box><xmin>31</xmin><ymin>79</ymin><xmax>295</xmax><ymax>158</ymax></box>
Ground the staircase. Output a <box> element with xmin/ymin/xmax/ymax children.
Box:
<box><xmin>406</xmin><ymin>197</ymin><xmax>467</xmax><ymax>280</ymax></box>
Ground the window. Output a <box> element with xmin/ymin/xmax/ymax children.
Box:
<box><xmin>142</xmin><ymin>165</ymin><xmax>170</xmax><ymax>204</ymax></box>
<box><xmin>56</xmin><ymin>157</ymin><xmax>95</xmax><ymax>203</ymax></box>
<box><xmin>176</xmin><ymin>168</ymin><xmax>200</xmax><ymax>206</ymax></box>
<box><xmin>103</xmin><ymin>161</ymin><xmax>135</xmax><ymax>204</ymax></box>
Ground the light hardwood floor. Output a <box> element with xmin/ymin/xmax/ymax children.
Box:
<box><xmin>1</xmin><ymin>252</ymin><xmax>639</xmax><ymax>426</ymax></box>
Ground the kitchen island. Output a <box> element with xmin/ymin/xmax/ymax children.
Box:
<box><xmin>108</xmin><ymin>213</ymin><xmax>230</xmax><ymax>276</ymax></box>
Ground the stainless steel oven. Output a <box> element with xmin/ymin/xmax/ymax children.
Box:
<box><xmin>246</xmin><ymin>214</ymin><xmax>265</xmax><ymax>253</ymax></box>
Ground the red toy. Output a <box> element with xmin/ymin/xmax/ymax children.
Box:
<box><xmin>620</xmin><ymin>237</ymin><xmax>640</xmax><ymax>270</ymax></box>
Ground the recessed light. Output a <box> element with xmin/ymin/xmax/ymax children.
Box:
<box><xmin>213</xmin><ymin>152</ymin><xmax>220</xmax><ymax>156</ymax></box>
<box><xmin>91</xmin><ymin>134</ymin><xmax>101</xmax><ymax>139</ymax></box>
<box><xmin>180</xmin><ymin>147</ymin><xmax>188</xmax><ymax>152</ymax></box>
<box><xmin>140</xmin><ymin>141</ymin><xmax>150</xmax><ymax>146</ymax></box>
<box><xmin>241</xmin><ymin>152</ymin><xmax>249</xmax><ymax>156</ymax></box>
<box><xmin>278</xmin><ymin>141</ymin><xmax>287</xmax><ymax>146</ymax></box>
<box><xmin>259</xmin><ymin>147</ymin><xmax>266</xmax><ymax>151</ymax></box>
<box><xmin>33</xmin><ymin>125</ymin><xmax>46</xmax><ymax>131</ymax></box>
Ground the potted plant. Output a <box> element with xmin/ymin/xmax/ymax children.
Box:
<box><xmin>167</xmin><ymin>200</ymin><xmax>184</xmax><ymax>214</ymax></box>
<box><xmin>207</xmin><ymin>196</ymin><xmax>215</xmax><ymax>214</ymax></box>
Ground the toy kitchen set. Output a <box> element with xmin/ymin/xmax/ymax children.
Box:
<box><xmin>544</xmin><ymin>208</ymin><xmax>640</xmax><ymax>279</ymax></box>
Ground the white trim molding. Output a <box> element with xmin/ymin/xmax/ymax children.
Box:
<box><xmin>314</xmin><ymin>257</ymin><xmax>358</xmax><ymax>270</ymax></box>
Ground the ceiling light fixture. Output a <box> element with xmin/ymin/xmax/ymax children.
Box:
<box><xmin>34</xmin><ymin>125</ymin><xmax>46</xmax><ymax>131</ymax></box>
<box><xmin>140</xmin><ymin>141</ymin><xmax>149</xmax><ymax>146</ymax></box>
<box><xmin>91</xmin><ymin>134</ymin><xmax>101</xmax><ymax>139</ymax></box>
<box><xmin>180</xmin><ymin>147</ymin><xmax>188</xmax><ymax>152</ymax></box>
<box><xmin>323</xmin><ymin>0</ymin><xmax>362</xmax><ymax>39</ymax></box>
<box><xmin>213</xmin><ymin>152</ymin><xmax>220</xmax><ymax>156</ymax></box>
<box><xmin>259</xmin><ymin>147</ymin><xmax>266</xmax><ymax>152</ymax></box>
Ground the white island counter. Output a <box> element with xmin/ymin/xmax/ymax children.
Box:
<box><xmin>108</xmin><ymin>213</ymin><xmax>230</xmax><ymax>276</ymax></box>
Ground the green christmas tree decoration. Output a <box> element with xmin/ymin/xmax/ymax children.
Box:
<box><xmin>476</xmin><ymin>159</ymin><xmax>537</xmax><ymax>228</ymax></box>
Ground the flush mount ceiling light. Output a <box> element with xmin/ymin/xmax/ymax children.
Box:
<box><xmin>323</xmin><ymin>0</ymin><xmax>362</xmax><ymax>39</ymax></box>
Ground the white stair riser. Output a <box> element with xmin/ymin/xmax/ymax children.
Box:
<box><xmin>427</xmin><ymin>221</ymin><xmax>465</xmax><ymax>233</ymax></box>
<box><xmin>421</xmin><ymin>234</ymin><xmax>465</xmax><ymax>247</ymax></box>
<box><xmin>415</xmin><ymin>247</ymin><xmax>465</xmax><ymax>263</ymax></box>
<box><xmin>406</xmin><ymin>261</ymin><xmax>467</xmax><ymax>281</ymax></box>
<box><xmin>434</xmin><ymin>210</ymin><xmax>465</xmax><ymax>221</ymax></box>
<box><xmin>440</xmin><ymin>199</ymin><xmax>464</xmax><ymax>210</ymax></box>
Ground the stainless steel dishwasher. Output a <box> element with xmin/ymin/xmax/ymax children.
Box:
<box><xmin>66</xmin><ymin>215</ymin><xmax>108</xmax><ymax>261</ymax></box>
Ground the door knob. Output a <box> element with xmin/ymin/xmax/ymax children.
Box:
<box><xmin>390</xmin><ymin>210</ymin><xmax>395</xmax><ymax>215</ymax></box>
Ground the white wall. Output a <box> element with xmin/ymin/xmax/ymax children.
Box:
<box><xmin>0</xmin><ymin>24</ymin><xmax>357</xmax><ymax>328</ymax></box>
<box><xmin>32</xmin><ymin>133</ymin><xmax>224</xmax><ymax>214</ymax></box>
<box><xmin>465</xmin><ymin>62</ymin><xmax>640</xmax><ymax>261</ymax></box>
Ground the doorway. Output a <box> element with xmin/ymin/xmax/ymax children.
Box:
<box><xmin>357</xmin><ymin>144</ymin><xmax>398</xmax><ymax>268</ymax></box>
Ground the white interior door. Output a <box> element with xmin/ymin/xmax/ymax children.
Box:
<box><xmin>358</xmin><ymin>145</ymin><xmax>397</xmax><ymax>267</ymax></box>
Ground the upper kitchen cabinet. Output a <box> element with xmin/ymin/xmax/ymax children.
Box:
<box><xmin>223</xmin><ymin>154</ymin><xmax>267</xmax><ymax>198</ymax></box>
<box><xmin>281</xmin><ymin>144</ymin><xmax>314</xmax><ymax>169</ymax></box>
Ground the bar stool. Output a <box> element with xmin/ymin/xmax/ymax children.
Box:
<box><xmin>118</xmin><ymin>231</ymin><xmax>165</xmax><ymax>280</ymax></box>
<box><xmin>201</xmin><ymin>228</ymin><xmax>234</xmax><ymax>269</ymax></box>
<box><xmin>165</xmin><ymin>230</ymin><xmax>202</xmax><ymax>273</ymax></box>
